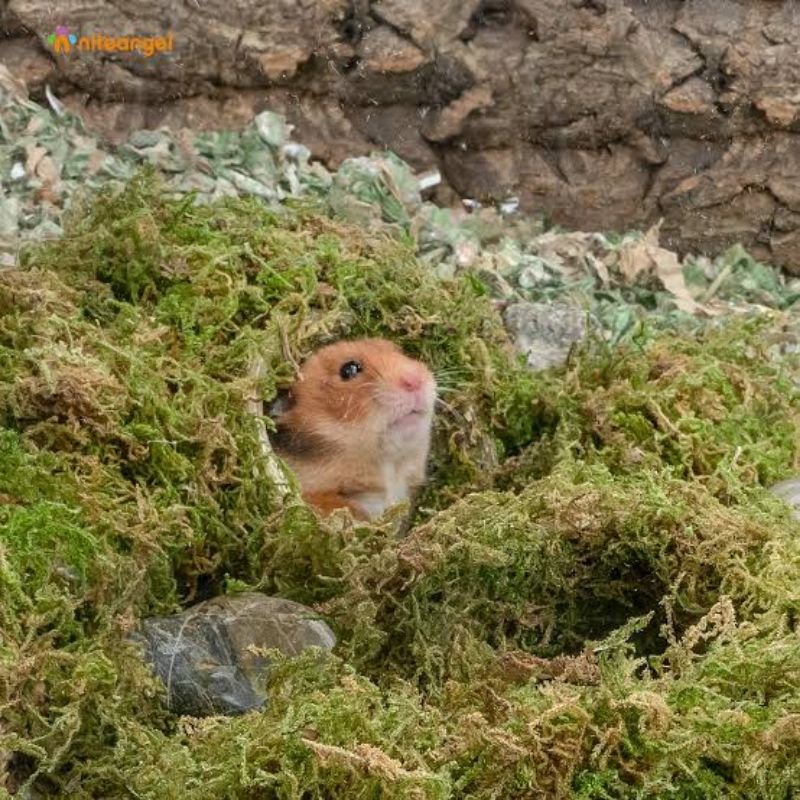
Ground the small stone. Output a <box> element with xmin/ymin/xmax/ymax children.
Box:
<box><xmin>769</xmin><ymin>477</ymin><xmax>800</xmax><ymax>520</ymax></box>
<box><xmin>503</xmin><ymin>301</ymin><xmax>586</xmax><ymax>371</ymax></box>
<box><xmin>132</xmin><ymin>592</ymin><xmax>336</xmax><ymax>717</ymax></box>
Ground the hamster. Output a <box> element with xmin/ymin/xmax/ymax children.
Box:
<box><xmin>270</xmin><ymin>338</ymin><xmax>437</xmax><ymax>520</ymax></box>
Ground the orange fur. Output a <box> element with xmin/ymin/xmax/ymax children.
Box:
<box><xmin>301</xmin><ymin>490</ymin><xmax>371</xmax><ymax>520</ymax></box>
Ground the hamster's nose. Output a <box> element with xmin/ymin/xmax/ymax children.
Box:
<box><xmin>398</xmin><ymin>371</ymin><xmax>424</xmax><ymax>393</ymax></box>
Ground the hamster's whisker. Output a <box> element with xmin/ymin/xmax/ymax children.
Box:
<box><xmin>434</xmin><ymin>397</ymin><xmax>466</xmax><ymax>419</ymax></box>
<box><xmin>342</xmin><ymin>393</ymin><xmax>354</xmax><ymax>421</ymax></box>
<box><xmin>431</xmin><ymin>374</ymin><xmax>463</xmax><ymax>388</ymax></box>
<box><xmin>366</xmin><ymin>381</ymin><xmax>383</xmax><ymax>407</ymax></box>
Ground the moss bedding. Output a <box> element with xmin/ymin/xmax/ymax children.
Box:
<box><xmin>1</xmin><ymin>172</ymin><xmax>800</xmax><ymax>798</ymax></box>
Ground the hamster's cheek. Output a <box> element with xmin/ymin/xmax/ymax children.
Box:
<box><xmin>425</xmin><ymin>383</ymin><xmax>437</xmax><ymax>408</ymax></box>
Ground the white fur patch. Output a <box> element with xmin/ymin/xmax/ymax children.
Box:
<box><xmin>352</xmin><ymin>461</ymin><xmax>412</xmax><ymax>518</ymax></box>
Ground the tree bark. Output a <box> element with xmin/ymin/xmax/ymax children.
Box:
<box><xmin>4</xmin><ymin>0</ymin><xmax>800</xmax><ymax>272</ymax></box>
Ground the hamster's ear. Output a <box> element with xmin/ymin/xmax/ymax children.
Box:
<box><xmin>267</xmin><ymin>390</ymin><xmax>294</xmax><ymax>418</ymax></box>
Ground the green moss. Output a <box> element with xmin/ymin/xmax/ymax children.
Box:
<box><xmin>49</xmin><ymin>614</ymin><xmax>800</xmax><ymax>799</ymax></box>
<box><xmin>2</xmin><ymin>173</ymin><xmax>800</xmax><ymax>797</ymax></box>
<box><xmin>310</xmin><ymin>464</ymin><xmax>800</xmax><ymax>688</ymax></box>
<box><xmin>565</xmin><ymin>318</ymin><xmax>800</xmax><ymax>491</ymax></box>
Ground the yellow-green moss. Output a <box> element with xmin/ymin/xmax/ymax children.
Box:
<box><xmin>2</xmin><ymin>173</ymin><xmax>800</xmax><ymax>798</ymax></box>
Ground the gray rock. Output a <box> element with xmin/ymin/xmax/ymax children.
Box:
<box><xmin>503</xmin><ymin>301</ymin><xmax>586</xmax><ymax>371</ymax></box>
<box><xmin>769</xmin><ymin>477</ymin><xmax>800</xmax><ymax>520</ymax></box>
<box><xmin>132</xmin><ymin>592</ymin><xmax>335</xmax><ymax>717</ymax></box>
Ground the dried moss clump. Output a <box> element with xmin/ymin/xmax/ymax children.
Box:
<box><xmin>2</xmin><ymin>173</ymin><xmax>800</xmax><ymax>798</ymax></box>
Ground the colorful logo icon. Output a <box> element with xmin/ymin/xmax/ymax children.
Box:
<box><xmin>44</xmin><ymin>24</ymin><xmax>174</xmax><ymax>58</ymax></box>
<box><xmin>47</xmin><ymin>25</ymin><xmax>77</xmax><ymax>53</ymax></box>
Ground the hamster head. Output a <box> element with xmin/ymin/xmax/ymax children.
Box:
<box><xmin>280</xmin><ymin>338</ymin><xmax>436</xmax><ymax>457</ymax></box>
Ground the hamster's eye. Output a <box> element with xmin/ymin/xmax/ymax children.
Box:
<box><xmin>339</xmin><ymin>360</ymin><xmax>363</xmax><ymax>380</ymax></box>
